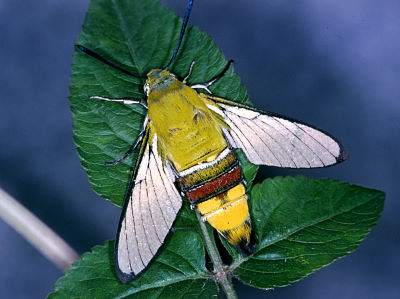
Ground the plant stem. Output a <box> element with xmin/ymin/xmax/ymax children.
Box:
<box><xmin>196</xmin><ymin>212</ymin><xmax>238</xmax><ymax>299</ymax></box>
<box><xmin>0</xmin><ymin>187</ymin><xmax>79</xmax><ymax>270</ymax></box>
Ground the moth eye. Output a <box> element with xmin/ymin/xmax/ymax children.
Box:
<box><xmin>144</xmin><ymin>83</ymin><xmax>150</xmax><ymax>95</ymax></box>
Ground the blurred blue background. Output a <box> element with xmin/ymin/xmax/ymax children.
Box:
<box><xmin>0</xmin><ymin>0</ymin><xmax>398</xmax><ymax>298</ymax></box>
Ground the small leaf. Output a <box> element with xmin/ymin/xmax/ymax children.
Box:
<box><xmin>233</xmin><ymin>176</ymin><xmax>385</xmax><ymax>289</ymax></box>
<box><xmin>71</xmin><ymin>0</ymin><xmax>252</xmax><ymax>207</ymax></box>
<box><xmin>236</xmin><ymin>150</ymin><xmax>258</xmax><ymax>189</ymax></box>
<box><xmin>48</xmin><ymin>231</ymin><xmax>217</xmax><ymax>299</ymax></box>
<box><xmin>173</xmin><ymin>202</ymin><xmax>199</xmax><ymax>231</ymax></box>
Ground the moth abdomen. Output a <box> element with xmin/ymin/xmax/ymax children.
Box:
<box><xmin>177</xmin><ymin>148</ymin><xmax>254</xmax><ymax>253</ymax></box>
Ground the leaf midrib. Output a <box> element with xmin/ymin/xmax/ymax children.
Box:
<box><xmin>111</xmin><ymin>0</ymin><xmax>144</xmax><ymax>75</ymax></box>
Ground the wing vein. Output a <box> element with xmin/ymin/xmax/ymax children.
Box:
<box><xmin>255</xmin><ymin>117</ymin><xmax>299</xmax><ymax>167</ymax></box>
<box><xmin>226</xmin><ymin>112</ymin><xmax>264</xmax><ymax>163</ymax></box>
<box><xmin>144</xmin><ymin>177</ymin><xmax>162</xmax><ymax>245</ymax></box>
<box><xmin>267</xmin><ymin>117</ymin><xmax>311</xmax><ymax>167</ymax></box>
<box><xmin>151</xmin><ymin>150</ymin><xmax>176</xmax><ymax>216</ymax></box>
<box><xmin>137</xmin><ymin>182</ymin><xmax>152</xmax><ymax>261</ymax></box>
<box><xmin>275</xmin><ymin>117</ymin><xmax>323</xmax><ymax>166</ymax></box>
<box><xmin>240</xmin><ymin>117</ymin><xmax>283</xmax><ymax>166</ymax></box>
<box><xmin>151</xmin><ymin>149</ymin><xmax>180</xmax><ymax>215</ymax></box>
<box><xmin>130</xmin><ymin>189</ymin><xmax>145</xmax><ymax>269</ymax></box>
<box><xmin>147</xmin><ymin>158</ymin><xmax>169</xmax><ymax>230</ymax></box>
<box><xmin>294</xmin><ymin>122</ymin><xmax>337</xmax><ymax>159</ymax></box>
<box><xmin>123</xmin><ymin>218</ymin><xmax>134</xmax><ymax>274</ymax></box>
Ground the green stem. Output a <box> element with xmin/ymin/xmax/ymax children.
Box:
<box><xmin>196</xmin><ymin>212</ymin><xmax>238</xmax><ymax>299</ymax></box>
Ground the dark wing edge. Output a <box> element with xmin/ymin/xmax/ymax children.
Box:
<box><xmin>114</xmin><ymin>125</ymin><xmax>182</xmax><ymax>283</ymax></box>
<box><xmin>114</xmin><ymin>124</ymin><xmax>150</xmax><ymax>283</ymax></box>
<box><xmin>204</xmin><ymin>94</ymin><xmax>348</xmax><ymax>169</ymax></box>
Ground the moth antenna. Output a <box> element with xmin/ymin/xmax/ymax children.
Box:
<box><xmin>75</xmin><ymin>45</ymin><xmax>146</xmax><ymax>79</ymax></box>
<box><xmin>165</xmin><ymin>0</ymin><xmax>194</xmax><ymax>70</ymax></box>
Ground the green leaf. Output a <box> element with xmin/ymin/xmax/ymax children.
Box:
<box><xmin>71</xmin><ymin>0</ymin><xmax>252</xmax><ymax>207</ymax></box>
<box><xmin>236</xmin><ymin>150</ymin><xmax>258</xmax><ymax>190</ymax></box>
<box><xmin>233</xmin><ymin>176</ymin><xmax>385</xmax><ymax>289</ymax></box>
<box><xmin>48</xmin><ymin>231</ymin><xmax>217</xmax><ymax>299</ymax></box>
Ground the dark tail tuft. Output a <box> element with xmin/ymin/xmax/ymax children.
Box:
<box><xmin>236</xmin><ymin>230</ymin><xmax>256</xmax><ymax>256</ymax></box>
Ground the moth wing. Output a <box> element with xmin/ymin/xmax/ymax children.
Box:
<box><xmin>205</xmin><ymin>95</ymin><xmax>347</xmax><ymax>168</ymax></box>
<box><xmin>115</xmin><ymin>128</ymin><xmax>182</xmax><ymax>283</ymax></box>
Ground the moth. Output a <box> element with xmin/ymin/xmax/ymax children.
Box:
<box><xmin>76</xmin><ymin>0</ymin><xmax>347</xmax><ymax>283</ymax></box>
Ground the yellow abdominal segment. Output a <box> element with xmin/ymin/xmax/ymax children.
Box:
<box><xmin>197</xmin><ymin>183</ymin><xmax>252</xmax><ymax>246</ymax></box>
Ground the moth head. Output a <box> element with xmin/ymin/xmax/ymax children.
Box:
<box><xmin>145</xmin><ymin>69</ymin><xmax>178</xmax><ymax>95</ymax></box>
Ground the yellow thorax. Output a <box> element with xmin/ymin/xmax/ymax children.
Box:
<box><xmin>145</xmin><ymin>69</ymin><xmax>228</xmax><ymax>172</ymax></box>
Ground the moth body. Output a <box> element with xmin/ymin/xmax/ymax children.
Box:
<box><xmin>146</xmin><ymin>69</ymin><xmax>253</xmax><ymax>253</ymax></box>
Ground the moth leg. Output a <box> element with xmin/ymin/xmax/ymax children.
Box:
<box><xmin>183</xmin><ymin>61</ymin><xmax>196</xmax><ymax>84</ymax></box>
<box><xmin>90</xmin><ymin>96</ymin><xmax>148</xmax><ymax>109</ymax></box>
<box><xmin>105</xmin><ymin>117</ymin><xmax>148</xmax><ymax>165</ymax></box>
<box><xmin>191</xmin><ymin>59</ymin><xmax>234</xmax><ymax>94</ymax></box>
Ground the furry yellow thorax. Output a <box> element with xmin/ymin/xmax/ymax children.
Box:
<box><xmin>145</xmin><ymin>69</ymin><xmax>227</xmax><ymax>171</ymax></box>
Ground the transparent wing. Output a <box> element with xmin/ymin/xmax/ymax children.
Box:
<box><xmin>206</xmin><ymin>96</ymin><xmax>347</xmax><ymax>168</ymax></box>
<box><xmin>115</xmin><ymin>132</ymin><xmax>182</xmax><ymax>283</ymax></box>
